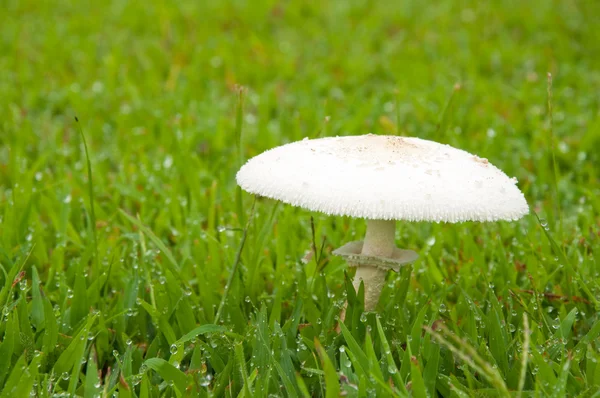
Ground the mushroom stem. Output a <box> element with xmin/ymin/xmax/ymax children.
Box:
<box><xmin>361</xmin><ymin>219</ymin><xmax>396</xmax><ymax>257</ymax></box>
<box><xmin>353</xmin><ymin>266</ymin><xmax>388</xmax><ymax>312</ymax></box>
<box><xmin>353</xmin><ymin>219</ymin><xmax>396</xmax><ymax>311</ymax></box>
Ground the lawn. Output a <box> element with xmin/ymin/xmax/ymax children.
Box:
<box><xmin>1</xmin><ymin>0</ymin><xmax>599</xmax><ymax>396</ymax></box>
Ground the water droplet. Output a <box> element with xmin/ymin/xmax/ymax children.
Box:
<box><xmin>163</xmin><ymin>155</ymin><xmax>173</xmax><ymax>169</ymax></box>
<box><xmin>170</xmin><ymin>344</ymin><xmax>178</xmax><ymax>355</ymax></box>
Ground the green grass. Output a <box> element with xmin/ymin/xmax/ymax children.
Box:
<box><xmin>1</xmin><ymin>0</ymin><xmax>600</xmax><ymax>396</ymax></box>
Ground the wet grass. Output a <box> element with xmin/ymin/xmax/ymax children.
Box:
<box><xmin>1</xmin><ymin>0</ymin><xmax>600</xmax><ymax>396</ymax></box>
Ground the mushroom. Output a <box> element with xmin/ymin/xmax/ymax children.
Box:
<box><xmin>236</xmin><ymin>134</ymin><xmax>528</xmax><ymax>311</ymax></box>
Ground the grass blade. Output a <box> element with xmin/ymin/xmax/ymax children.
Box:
<box><xmin>144</xmin><ymin>358</ymin><xmax>188</xmax><ymax>395</ymax></box>
<box><xmin>517</xmin><ymin>313</ymin><xmax>530</xmax><ymax>397</ymax></box>
<box><xmin>174</xmin><ymin>324</ymin><xmax>227</xmax><ymax>346</ymax></box>
<box><xmin>546</xmin><ymin>73</ymin><xmax>563</xmax><ymax>233</ymax></box>
<box><xmin>425</xmin><ymin>324</ymin><xmax>510</xmax><ymax>397</ymax></box>
<box><xmin>437</xmin><ymin>83</ymin><xmax>462</xmax><ymax>136</ymax></box>
<box><xmin>215</xmin><ymin>197</ymin><xmax>256</xmax><ymax>324</ymax></box>
<box><xmin>119</xmin><ymin>210</ymin><xmax>183</xmax><ymax>282</ymax></box>
<box><xmin>75</xmin><ymin>117</ymin><xmax>98</xmax><ymax>271</ymax></box>
<box><xmin>315</xmin><ymin>338</ymin><xmax>340</xmax><ymax>398</ymax></box>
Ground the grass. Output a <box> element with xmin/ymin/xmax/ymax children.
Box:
<box><xmin>1</xmin><ymin>0</ymin><xmax>600</xmax><ymax>396</ymax></box>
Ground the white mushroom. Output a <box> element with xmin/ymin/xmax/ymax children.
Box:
<box><xmin>236</xmin><ymin>134</ymin><xmax>529</xmax><ymax>311</ymax></box>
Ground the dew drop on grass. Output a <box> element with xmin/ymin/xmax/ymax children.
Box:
<box><xmin>131</xmin><ymin>375</ymin><xmax>141</xmax><ymax>386</ymax></box>
<box><xmin>388</xmin><ymin>365</ymin><xmax>397</xmax><ymax>374</ymax></box>
<box><xmin>439</xmin><ymin>303</ymin><xmax>447</xmax><ymax>313</ymax></box>
<box><xmin>170</xmin><ymin>344</ymin><xmax>178</xmax><ymax>354</ymax></box>
<box><xmin>509</xmin><ymin>324</ymin><xmax>516</xmax><ymax>332</ymax></box>
<box><xmin>61</xmin><ymin>372</ymin><xmax>69</xmax><ymax>380</ymax></box>
<box><xmin>200</xmin><ymin>376</ymin><xmax>211</xmax><ymax>387</ymax></box>
<box><xmin>163</xmin><ymin>155</ymin><xmax>173</xmax><ymax>169</ymax></box>
<box><xmin>360</xmin><ymin>312</ymin><xmax>367</xmax><ymax>323</ymax></box>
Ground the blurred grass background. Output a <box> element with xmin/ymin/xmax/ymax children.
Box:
<box><xmin>1</xmin><ymin>0</ymin><xmax>599</xmax><ymax>396</ymax></box>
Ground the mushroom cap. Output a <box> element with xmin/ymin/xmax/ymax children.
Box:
<box><xmin>236</xmin><ymin>134</ymin><xmax>529</xmax><ymax>222</ymax></box>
